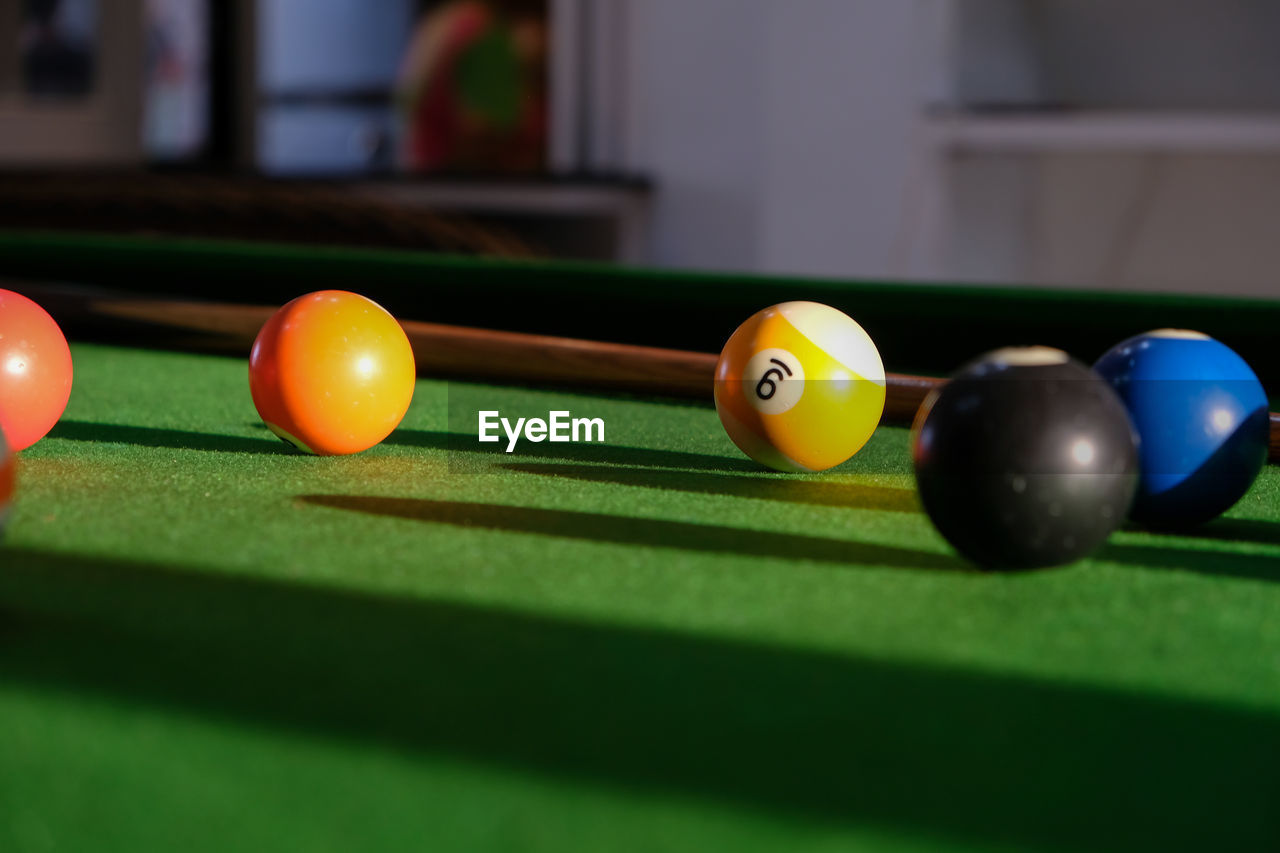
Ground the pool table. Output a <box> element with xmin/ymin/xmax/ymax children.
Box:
<box><xmin>1</xmin><ymin>233</ymin><xmax>1279</xmax><ymax>852</ymax></box>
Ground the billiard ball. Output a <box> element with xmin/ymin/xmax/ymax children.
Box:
<box><xmin>249</xmin><ymin>291</ymin><xmax>416</xmax><ymax>455</ymax></box>
<box><xmin>0</xmin><ymin>289</ymin><xmax>73</xmax><ymax>451</ymax></box>
<box><xmin>912</xmin><ymin>347</ymin><xmax>1138</xmax><ymax>569</ymax></box>
<box><xmin>1093</xmin><ymin>330</ymin><xmax>1269</xmax><ymax>529</ymax></box>
<box><xmin>714</xmin><ymin>301</ymin><xmax>885</xmax><ymax>472</ymax></box>
<box><xmin>0</xmin><ymin>428</ymin><xmax>12</xmax><ymax>537</ymax></box>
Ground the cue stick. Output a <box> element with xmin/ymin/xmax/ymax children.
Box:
<box><xmin>12</xmin><ymin>283</ymin><xmax>1280</xmax><ymax>463</ymax></box>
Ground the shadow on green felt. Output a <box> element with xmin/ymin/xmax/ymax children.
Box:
<box><xmin>50</xmin><ymin>420</ymin><xmax>289</xmax><ymax>455</ymax></box>
<box><xmin>1178</xmin><ymin>517</ymin><xmax>1280</xmax><ymax>549</ymax></box>
<box><xmin>386</xmin><ymin>428</ymin><xmax>759</xmax><ymax>473</ymax></box>
<box><xmin>1100</xmin><ymin>540</ymin><xmax>1280</xmax><ymax>583</ymax></box>
<box><xmin>298</xmin><ymin>495</ymin><xmax>950</xmax><ymax>570</ymax></box>
<box><xmin>500</xmin><ymin>462</ymin><xmax>921</xmax><ymax>514</ymax></box>
<box><xmin>0</xmin><ymin>547</ymin><xmax>1277</xmax><ymax>851</ymax></box>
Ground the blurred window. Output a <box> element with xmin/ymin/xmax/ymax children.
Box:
<box><xmin>255</xmin><ymin>0</ymin><xmax>414</xmax><ymax>174</ymax></box>
<box><xmin>258</xmin><ymin>0</ymin><xmax>415</xmax><ymax>94</ymax></box>
<box><xmin>20</xmin><ymin>0</ymin><xmax>96</xmax><ymax>98</ymax></box>
<box><xmin>142</xmin><ymin>0</ymin><xmax>210</xmax><ymax>160</ymax></box>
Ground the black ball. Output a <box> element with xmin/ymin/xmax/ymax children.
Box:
<box><xmin>912</xmin><ymin>347</ymin><xmax>1139</xmax><ymax>569</ymax></box>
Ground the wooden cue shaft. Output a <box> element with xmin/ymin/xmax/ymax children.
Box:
<box><xmin>15</xmin><ymin>284</ymin><xmax>1280</xmax><ymax>463</ymax></box>
<box><xmin>28</xmin><ymin>286</ymin><xmax>942</xmax><ymax>420</ymax></box>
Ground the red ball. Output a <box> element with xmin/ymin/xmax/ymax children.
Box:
<box><xmin>0</xmin><ymin>290</ymin><xmax>73</xmax><ymax>451</ymax></box>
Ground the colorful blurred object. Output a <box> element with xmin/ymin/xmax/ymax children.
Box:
<box><xmin>397</xmin><ymin>0</ymin><xmax>548</xmax><ymax>173</ymax></box>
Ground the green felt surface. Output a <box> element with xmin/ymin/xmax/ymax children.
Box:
<box><xmin>3</xmin><ymin>344</ymin><xmax>1280</xmax><ymax>852</ymax></box>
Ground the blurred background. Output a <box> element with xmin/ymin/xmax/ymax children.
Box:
<box><xmin>3</xmin><ymin>0</ymin><xmax>1280</xmax><ymax>296</ymax></box>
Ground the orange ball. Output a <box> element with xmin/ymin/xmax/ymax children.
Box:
<box><xmin>0</xmin><ymin>289</ymin><xmax>73</xmax><ymax>451</ymax></box>
<box><xmin>249</xmin><ymin>291</ymin><xmax>416</xmax><ymax>455</ymax></box>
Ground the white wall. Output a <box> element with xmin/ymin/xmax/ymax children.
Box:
<box><xmin>622</xmin><ymin>0</ymin><xmax>769</xmax><ymax>272</ymax></box>
<box><xmin>937</xmin><ymin>0</ymin><xmax>1280</xmax><ymax>297</ymax></box>
<box><xmin>619</xmin><ymin>0</ymin><xmax>1280</xmax><ymax>298</ymax></box>
<box><xmin>983</xmin><ymin>153</ymin><xmax>1280</xmax><ymax>298</ymax></box>
<box><xmin>756</xmin><ymin>2</ymin><xmax>920</xmax><ymax>278</ymax></box>
<box><xmin>622</xmin><ymin>0</ymin><xmax>922</xmax><ymax>279</ymax></box>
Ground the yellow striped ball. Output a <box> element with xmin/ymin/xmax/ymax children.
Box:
<box><xmin>714</xmin><ymin>302</ymin><xmax>886</xmax><ymax>472</ymax></box>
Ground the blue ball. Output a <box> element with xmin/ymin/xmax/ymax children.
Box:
<box><xmin>1094</xmin><ymin>330</ymin><xmax>1269</xmax><ymax>529</ymax></box>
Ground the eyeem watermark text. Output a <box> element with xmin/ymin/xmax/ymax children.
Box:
<box><xmin>478</xmin><ymin>411</ymin><xmax>606</xmax><ymax>453</ymax></box>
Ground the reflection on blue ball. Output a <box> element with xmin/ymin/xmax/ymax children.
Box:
<box><xmin>1094</xmin><ymin>330</ymin><xmax>1269</xmax><ymax>529</ymax></box>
